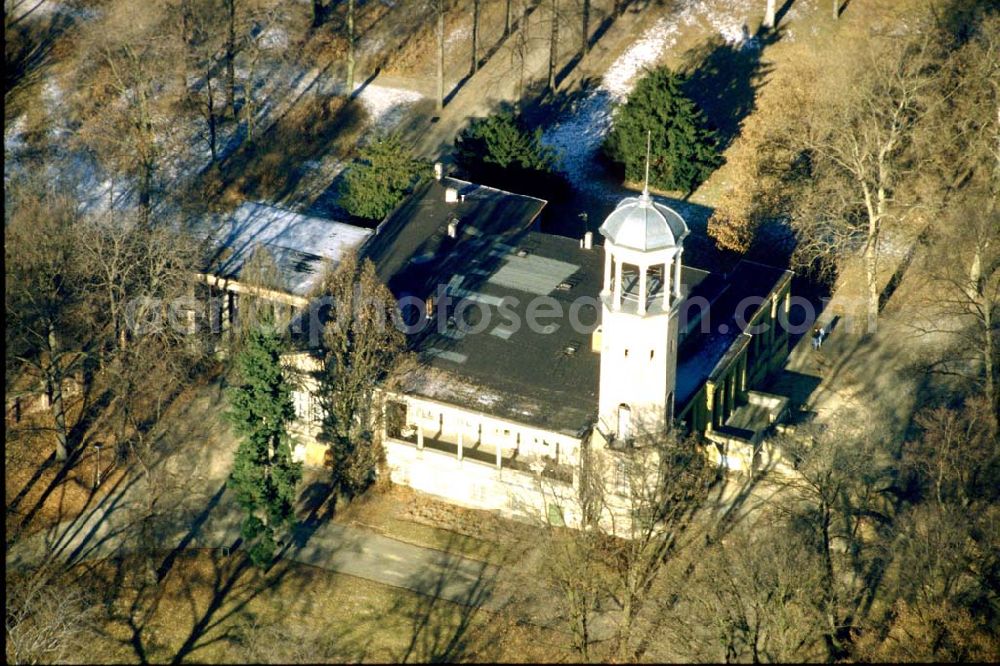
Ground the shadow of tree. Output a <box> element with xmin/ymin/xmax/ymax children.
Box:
<box><xmin>679</xmin><ymin>23</ymin><xmax>783</xmax><ymax>153</ymax></box>
<box><xmin>390</xmin><ymin>531</ymin><xmax>508</xmax><ymax>663</ymax></box>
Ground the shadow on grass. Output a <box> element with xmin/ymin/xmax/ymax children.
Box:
<box><xmin>391</xmin><ymin>531</ymin><xmax>508</xmax><ymax>663</ymax></box>
<box><xmin>679</xmin><ymin>22</ymin><xmax>783</xmax><ymax>153</ymax></box>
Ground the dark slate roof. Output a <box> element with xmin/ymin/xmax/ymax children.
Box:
<box><xmin>396</xmin><ymin>231</ymin><xmax>602</xmax><ymax>435</ymax></box>
<box><xmin>675</xmin><ymin>260</ymin><xmax>793</xmax><ymax>410</ymax></box>
<box><xmin>391</xmin><ymin>228</ymin><xmax>740</xmax><ymax>437</ymax></box>
<box><xmin>362</xmin><ymin>177</ymin><xmax>547</xmax><ymax>300</ymax></box>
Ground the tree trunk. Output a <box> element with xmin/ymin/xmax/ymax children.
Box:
<box><xmin>179</xmin><ymin>4</ymin><xmax>192</xmax><ymax>101</ymax></box>
<box><xmin>346</xmin><ymin>0</ymin><xmax>356</xmax><ymax>93</ymax></box>
<box><xmin>819</xmin><ymin>501</ymin><xmax>845</xmax><ymax>661</ymax></box>
<box><xmin>969</xmin><ymin>244</ymin><xmax>998</xmax><ymax>414</ymax></box>
<box><xmin>45</xmin><ymin>326</ymin><xmax>69</xmax><ymax>462</ymax></box>
<box><xmin>436</xmin><ymin>0</ymin><xmax>444</xmax><ymax>111</ymax></box>
<box><xmin>581</xmin><ymin>0</ymin><xmax>590</xmax><ymax>54</ymax></box>
<box><xmin>547</xmin><ymin>0</ymin><xmax>558</xmax><ymax>91</ymax></box>
<box><xmin>764</xmin><ymin>0</ymin><xmax>776</xmax><ymax>29</ymax></box>
<box><xmin>226</xmin><ymin>0</ymin><xmax>237</xmax><ymax>120</ymax></box>
<box><xmin>206</xmin><ymin>65</ymin><xmax>217</xmax><ymax>161</ymax></box>
<box><xmin>471</xmin><ymin>0</ymin><xmax>480</xmax><ymax>74</ymax></box>
<box><xmin>244</xmin><ymin>49</ymin><xmax>260</xmax><ymax>144</ymax></box>
<box><xmin>504</xmin><ymin>0</ymin><xmax>512</xmax><ymax>37</ymax></box>
<box><xmin>864</xmin><ymin>232</ymin><xmax>879</xmax><ymax>335</ymax></box>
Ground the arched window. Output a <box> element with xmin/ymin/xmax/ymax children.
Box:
<box><xmin>617</xmin><ymin>403</ymin><xmax>632</xmax><ymax>441</ymax></box>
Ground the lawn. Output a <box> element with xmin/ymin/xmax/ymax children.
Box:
<box><xmin>56</xmin><ymin>550</ymin><xmax>570</xmax><ymax>663</ymax></box>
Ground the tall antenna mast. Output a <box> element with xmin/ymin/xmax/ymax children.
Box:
<box><xmin>643</xmin><ymin>130</ymin><xmax>651</xmax><ymax>198</ymax></box>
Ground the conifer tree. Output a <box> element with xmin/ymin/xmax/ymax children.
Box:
<box><xmin>455</xmin><ymin>110</ymin><xmax>564</xmax><ymax>198</ymax></box>
<box><xmin>339</xmin><ymin>133</ymin><xmax>431</xmax><ymax>221</ymax></box>
<box><xmin>226</xmin><ymin>323</ymin><xmax>302</xmax><ymax>567</ymax></box>
<box><xmin>603</xmin><ymin>67</ymin><xmax>722</xmax><ymax>194</ymax></box>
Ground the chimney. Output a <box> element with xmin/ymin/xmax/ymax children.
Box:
<box><xmin>583</xmin><ymin>231</ymin><xmax>593</xmax><ymax>250</ymax></box>
<box><xmin>433</xmin><ymin>162</ymin><xmax>443</xmax><ymax>181</ymax></box>
<box><xmin>445</xmin><ymin>187</ymin><xmax>458</xmax><ymax>203</ymax></box>
<box><xmin>447</xmin><ymin>218</ymin><xmax>459</xmax><ymax>238</ymax></box>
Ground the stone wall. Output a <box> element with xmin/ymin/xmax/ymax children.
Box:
<box><xmin>384</xmin><ymin>437</ymin><xmax>582</xmax><ymax>527</ymax></box>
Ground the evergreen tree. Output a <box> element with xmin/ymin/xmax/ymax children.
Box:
<box><xmin>603</xmin><ymin>67</ymin><xmax>722</xmax><ymax>194</ymax></box>
<box><xmin>339</xmin><ymin>133</ymin><xmax>431</xmax><ymax>221</ymax></box>
<box><xmin>226</xmin><ymin>323</ymin><xmax>302</xmax><ymax>568</ymax></box>
<box><xmin>455</xmin><ymin>110</ymin><xmax>565</xmax><ymax>198</ymax></box>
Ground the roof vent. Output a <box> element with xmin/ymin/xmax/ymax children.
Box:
<box><xmin>556</xmin><ymin>281</ymin><xmax>573</xmax><ymax>292</ymax></box>
<box><xmin>445</xmin><ymin>187</ymin><xmax>459</xmax><ymax>203</ymax></box>
<box><xmin>564</xmin><ymin>341</ymin><xmax>580</xmax><ymax>356</ymax></box>
<box><xmin>516</xmin><ymin>248</ymin><xmax>529</xmax><ymax>258</ymax></box>
<box><xmin>447</xmin><ymin>217</ymin><xmax>460</xmax><ymax>238</ymax></box>
<box><xmin>433</xmin><ymin>162</ymin><xmax>443</xmax><ymax>180</ymax></box>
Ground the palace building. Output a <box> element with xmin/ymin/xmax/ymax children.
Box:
<box><xmin>201</xmin><ymin>172</ymin><xmax>793</xmax><ymax>528</ymax></box>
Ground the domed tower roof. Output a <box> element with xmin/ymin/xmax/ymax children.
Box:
<box><xmin>599</xmin><ymin>192</ymin><xmax>689</xmax><ymax>252</ymax></box>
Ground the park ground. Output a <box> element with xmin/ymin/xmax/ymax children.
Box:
<box><xmin>5</xmin><ymin>0</ymin><xmax>953</xmax><ymax>662</ymax></box>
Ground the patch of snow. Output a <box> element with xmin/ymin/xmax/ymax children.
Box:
<box><xmin>543</xmin><ymin>0</ymin><xmax>759</xmax><ymax>197</ymax></box>
<box><xmin>476</xmin><ymin>393</ymin><xmax>502</xmax><ymax>407</ymax></box>
<box><xmin>4</xmin><ymin>116</ymin><xmax>28</xmax><ymax>155</ymax></box>
<box><xmin>355</xmin><ymin>84</ymin><xmax>424</xmax><ymax>133</ymax></box>
<box><xmin>446</xmin><ymin>26</ymin><xmax>470</xmax><ymax>47</ymax></box>
<box><xmin>258</xmin><ymin>26</ymin><xmax>288</xmax><ymax>50</ymax></box>
<box><xmin>8</xmin><ymin>0</ymin><xmax>98</xmax><ymax>21</ymax></box>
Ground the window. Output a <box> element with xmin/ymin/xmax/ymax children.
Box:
<box><xmin>309</xmin><ymin>397</ymin><xmax>324</xmax><ymax>424</ymax></box>
<box><xmin>293</xmin><ymin>391</ymin><xmax>308</xmax><ymax>421</ymax></box>
<box><xmin>617</xmin><ymin>403</ymin><xmax>632</xmax><ymax>441</ymax></box>
<box><xmin>615</xmin><ymin>460</ymin><xmax>630</xmax><ymax>495</ymax></box>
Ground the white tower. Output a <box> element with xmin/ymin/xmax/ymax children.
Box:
<box><xmin>597</xmin><ymin>182</ymin><xmax>689</xmax><ymax>442</ymax></box>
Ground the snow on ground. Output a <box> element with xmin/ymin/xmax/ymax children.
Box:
<box><xmin>258</xmin><ymin>26</ymin><xmax>289</xmax><ymax>50</ymax></box>
<box><xmin>355</xmin><ymin>84</ymin><xmax>424</xmax><ymax>133</ymax></box>
<box><xmin>7</xmin><ymin>0</ymin><xmax>94</xmax><ymax>21</ymax></box>
<box><xmin>446</xmin><ymin>26</ymin><xmax>470</xmax><ymax>48</ymax></box>
<box><xmin>542</xmin><ymin>0</ymin><xmax>759</xmax><ymax>198</ymax></box>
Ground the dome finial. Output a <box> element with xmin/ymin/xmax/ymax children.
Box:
<box><xmin>642</xmin><ymin>130</ymin><xmax>651</xmax><ymax>200</ymax></box>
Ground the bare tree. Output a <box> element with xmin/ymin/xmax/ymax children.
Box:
<box><xmin>436</xmin><ymin>0</ymin><xmax>445</xmax><ymax>111</ymax></box>
<box><xmin>540</xmin><ymin>428</ymin><xmax>715</xmax><ymax>661</ymax></box>
<box><xmin>903</xmin><ymin>398</ymin><xmax>999</xmax><ymax>511</ymax></box>
<box><xmin>662</xmin><ymin>524</ymin><xmax>828</xmax><ymax>662</ymax></box>
<box><xmin>5</xmin><ymin>181</ymin><xmax>91</xmax><ymax>462</ymax></box>
<box><xmin>768</xmin><ymin>417</ymin><xmax>896</xmax><ymax>661</ymax></box>
<box><xmin>789</xmin><ymin>27</ymin><xmax>940</xmax><ymax>332</ymax></box>
<box><xmin>315</xmin><ymin>253</ymin><xmax>409</xmax><ymax>495</ymax></box>
<box><xmin>538</xmin><ymin>524</ymin><xmax>607</xmax><ymax>659</ymax></box>
<box><xmin>913</xmin><ymin>15</ymin><xmax>1000</xmax><ymax>411</ymax></box>
<box><xmin>77</xmin><ymin>210</ymin><xmax>205</xmax><ymax>471</ymax></box>
<box><xmin>75</xmin><ymin>2</ymin><xmax>173</xmax><ymax>223</ymax></box>
<box><xmin>5</xmin><ymin>566</ymin><xmax>96</xmax><ymax>665</ymax></box>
